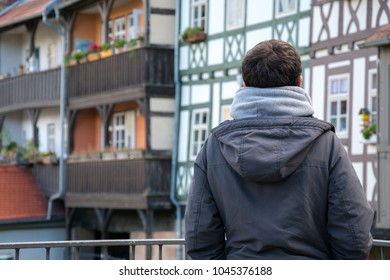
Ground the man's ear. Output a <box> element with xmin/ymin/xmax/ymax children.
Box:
<box><xmin>297</xmin><ymin>75</ymin><xmax>303</xmax><ymax>87</ymax></box>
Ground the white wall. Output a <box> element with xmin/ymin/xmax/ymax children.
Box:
<box><xmin>0</xmin><ymin>34</ymin><xmax>23</xmax><ymax>76</ymax></box>
<box><xmin>150</xmin><ymin>15</ymin><xmax>176</xmax><ymax>45</ymax></box>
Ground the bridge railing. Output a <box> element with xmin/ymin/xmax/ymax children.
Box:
<box><xmin>0</xmin><ymin>239</ymin><xmax>388</xmax><ymax>260</ymax></box>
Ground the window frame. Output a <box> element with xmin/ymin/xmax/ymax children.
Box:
<box><xmin>226</xmin><ymin>0</ymin><xmax>245</xmax><ymax>30</ymax></box>
<box><xmin>190</xmin><ymin>108</ymin><xmax>209</xmax><ymax>160</ymax></box>
<box><xmin>328</xmin><ymin>74</ymin><xmax>350</xmax><ymax>137</ymax></box>
<box><xmin>191</xmin><ymin>0</ymin><xmax>207</xmax><ymax>30</ymax></box>
<box><xmin>113</xmin><ymin>112</ymin><xmax>126</xmax><ymax>149</ymax></box>
<box><xmin>47</xmin><ymin>123</ymin><xmax>55</xmax><ymax>152</ymax></box>
<box><xmin>114</xmin><ymin>16</ymin><xmax>126</xmax><ymax>40</ymax></box>
<box><xmin>275</xmin><ymin>0</ymin><xmax>297</xmax><ymax>18</ymax></box>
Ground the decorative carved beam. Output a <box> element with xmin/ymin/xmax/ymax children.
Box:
<box><xmin>25</xmin><ymin>20</ymin><xmax>39</xmax><ymax>60</ymax></box>
<box><xmin>27</xmin><ymin>108</ymin><xmax>41</xmax><ymax>147</ymax></box>
<box><xmin>98</xmin><ymin>0</ymin><xmax>115</xmax><ymax>44</ymax></box>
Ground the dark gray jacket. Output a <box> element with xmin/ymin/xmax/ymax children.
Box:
<box><xmin>185</xmin><ymin>117</ymin><xmax>374</xmax><ymax>259</ymax></box>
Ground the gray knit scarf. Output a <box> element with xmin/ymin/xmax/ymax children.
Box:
<box><xmin>230</xmin><ymin>86</ymin><xmax>314</xmax><ymax>119</ymax></box>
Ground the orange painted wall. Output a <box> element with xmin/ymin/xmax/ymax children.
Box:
<box><xmin>136</xmin><ymin>114</ymin><xmax>146</xmax><ymax>150</ymax></box>
<box><xmin>73</xmin><ymin>13</ymin><xmax>100</xmax><ymax>50</ymax></box>
<box><xmin>73</xmin><ymin>109</ymin><xmax>100</xmax><ymax>152</ymax></box>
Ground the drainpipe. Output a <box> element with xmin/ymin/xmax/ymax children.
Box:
<box><xmin>170</xmin><ymin>0</ymin><xmax>183</xmax><ymax>259</ymax></box>
<box><xmin>42</xmin><ymin>0</ymin><xmax>66</xmax><ymax>220</ymax></box>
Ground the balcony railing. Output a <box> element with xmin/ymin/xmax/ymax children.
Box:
<box><xmin>0</xmin><ymin>68</ymin><xmax>60</xmax><ymax>112</ymax></box>
<box><xmin>67</xmin><ymin>46</ymin><xmax>174</xmax><ymax>99</ymax></box>
<box><xmin>33</xmin><ymin>156</ymin><xmax>172</xmax><ymax>209</ymax></box>
<box><xmin>0</xmin><ymin>239</ymin><xmax>388</xmax><ymax>260</ymax></box>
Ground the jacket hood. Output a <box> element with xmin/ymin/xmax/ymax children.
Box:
<box><xmin>211</xmin><ymin>118</ymin><xmax>334</xmax><ymax>183</ymax></box>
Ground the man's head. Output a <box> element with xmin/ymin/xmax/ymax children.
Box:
<box><xmin>241</xmin><ymin>39</ymin><xmax>302</xmax><ymax>88</ymax></box>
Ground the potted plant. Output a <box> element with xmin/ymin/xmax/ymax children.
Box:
<box><xmin>180</xmin><ymin>27</ymin><xmax>206</xmax><ymax>43</ymax></box>
<box><xmin>100</xmin><ymin>43</ymin><xmax>113</xmax><ymax>58</ymax></box>
<box><xmin>128</xmin><ymin>35</ymin><xmax>144</xmax><ymax>49</ymax></box>
<box><xmin>40</xmin><ymin>151</ymin><xmax>58</xmax><ymax>165</ymax></box>
<box><xmin>87</xmin><ymin>43</ymin><xmax>101</xmax><ymax>61</ymax></box>
<box><xmin>113</xmin><ymin>37</ymin><xmax>127</xmax><ymax>53</ymax></box>
<box><xmin>362</xmin><ymin>124</ymin><xmax>376</xmax><ymax>142</ymax></box>
<box><xmin>71</xmin><ymin>50</ymin><xmax>88</xmax><ymax>64</ymax></box>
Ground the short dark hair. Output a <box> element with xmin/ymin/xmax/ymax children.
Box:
<box><xmin>241</xmin><ymin>39</ymin><xmax>302</xmax><ymax>88</ymax></box>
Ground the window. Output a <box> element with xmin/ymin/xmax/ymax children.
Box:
<box><xmin>190</xmin><ymin>109</ymin><xmax>209</xmax><ymax>159</ymax></box>
<box><xmin>47</xmin><ymin>123</ymin><xmax>55</xmax><ymax>152</ymax></box>
<box><xmin>128</xmin><ymin>13</ymin><xmax>135</xmax><ymax>39</ymax></box>
<box><xmin>275</xmin><ymin>0</ymin><xmax>297</xmax><ymax>17</ymax></box>
<box><xmin>113</xmin><ymin>113</ymin><xmax>125</xmax><ymax>149</ymax></box>
<box><xmin>369</xmin><ymin>70</ymin><xmax>378</xmax><ymax>126</ymax></box>
<box><xmin>226</xmin><ymin>0</ymin><xmax>245</xmax><ymax>30</ymax></box>
<box><xmin>192</xmin><ymin>0</ymin><xmax>207</xmax><ymax>30</ymax></box>
<box><xmin>328</xmin><ymin>76</ymin><xmax>349</xmax><ymax>135</ymax></box>
<box><xmin>114</xmin><ymin>17</ymin><xmax>126</xmax><ymax>40</ymax></box>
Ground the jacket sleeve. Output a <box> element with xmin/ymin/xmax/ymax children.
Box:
<box><xmin>185</xmin><ymin>144</ymin><xmax>226</xmax><ymax>260</ymax></box>
<box><xmin>327</xmin><ymin>135</ymin><xmax>374</xmax><ymax>259</ymax></box>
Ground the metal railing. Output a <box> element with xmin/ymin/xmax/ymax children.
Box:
<box><xmin>0</xmin><ymin>239</ymin><xmax>389</xmax><ymax>260</ymax></box>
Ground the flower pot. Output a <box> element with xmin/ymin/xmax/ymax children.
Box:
<box><xmin>87</xmin><ymin>52</ymin><xmax>100</xmax><ymax>61</ymax></box>
<box><xmin>100</xmin><ymin>49</ymin><xmax>113</xmax><ymax>58</ymax></box>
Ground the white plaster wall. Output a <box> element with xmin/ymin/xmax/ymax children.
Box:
<box><xmin>222</xmin><ymin>80</ymin><xmax>239</xmax><ymax>100</ymax></box>
<box><xmin>212</xmin><ymin>83</ymin><xmax>221</xmax><ymax>128</ymax></box>
<box><xmin>311</xmin><ymin>65</ymin><xmax>326</xmax><ymax>120</ymax></box>
<box><xmin>151</xmin><ymin>0</ymin><xmax>175</xmax><ymax>9</ymax></box>
<box><xmin>353</xmin><ymin>162</ymin><xmax>364</xmax><ymax>188</ymax></box>
<box><xmin>300</xmin><ymin>0</ymin><xmax>311</xmax><ymax>12</ymax></box>
<box><xmin>298</xmin><ymin>17</ymin><xmax>310</xmax><ymax>48</ymax></box>
<box><xmin>34</xmin><ymin>22</ymin><xmax>62</xmax><ymax>71</ymax></box>
<box><xmin>342</xmin><ymin>0</ymin><xmax>367</xmax><ymax>33</ymax></box>
<box><xmin>36</xmin><ymin>108</ymin><xmax>61</xmax><ymax>155</ymax></box>
<box><xmin>180</xmin><ymin>0</ymin><xmax>190</xmax><ymax>34</ymax></box>
<box><xmin>246</xmin><ymin>27</ymin><xmax>272</xmax><ymax>52</ymax></box>
<box><xmin>178</xmin><ymin>110</ymin><xmax>189</xmax><ymax>162</ymax></box>
<box><xmin>181</xmin><ymin>85</ymin><xmax>190</xmax><ymax>106</ymax></box>
<box><xmin>208</xmin><ymin>0</ymin><xmax>224</xmax><ymax>35</ymax></box>
<box><xmin>179</xmin><ymin>45</ymin><xmax>189</xmax><ymax>70</ymax></box>
<box><xmin>327</xmin><ymin>1</ymin><xmax>341</xmax><ymax>39</ymax></box>
<box><xmin>352</xmin><ymin>57</ymin><xmax>366</xmax><ymax>155</ymax></box>
<box><xmin>303</xmin><ymin>67</ymin><xmax>311</xmax><ymax>94</ymax></box>
<box><xmin>2</xmin><ymin>112</ymin><xmax>23</xmax><ymax>144</ymax></box>
<box><xmin>247</xmin><ymin>0</ymin><xmax>273</xmax><ymax>26</ymax></box>
<box><xmin>150</xmin><ymin>15</ymin><xmax>176</xmax><ymax>45</ymax></box>
<box><xmin>208</xmin><ymin>38</ymin><xmax>224</xmax><ymax>65</ymax></box>
<box><xmin>191</xmin><ymin>84</ymin><xmax>210</xmax><ymax>104</ymax></box>
<box><xmin>150</xmin><ymin>97</ymin><xmax>175</xmax><ymax>112</ymax></box>
<box><xmin>0</xmin><ymin>34</ymin><xmax>23</xmax><ymax>76</ymax></box>
<box><xmin>150</xmin><ymin>117</ymin><xmax>174</xmax><ymax>150</ymax></box>
<box><xmin>372</xmin><ymin>0</ymin><xmax>389</xmax><ymax>27</ymax></box>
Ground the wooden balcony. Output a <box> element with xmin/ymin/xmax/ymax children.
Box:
<box><xmin>0</xmin><ymin>69</ymin><xmax>60</xmax><ymax>113</ymax></box>
<box><xmin>67</xmin><ymin>46</ymin><xmax>174</xmax><ymax>109</ymax></box>
<box><xmin>0</xmin><ymin>46</ymin><xmax>174</xmax><ymax>113</ymax></box>
<box><xmin>33</xmin><ymin>155</ymin><xmax>172</xmax><ymax>210</ymax></box>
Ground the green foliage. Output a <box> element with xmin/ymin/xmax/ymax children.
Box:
<box><xmin>71</xmin><ymin>50</ymin><xmax>88</xmax><ymax>60</ymax></box>
<box><xmin>362</xmin><ymin>124</ymin><xmax>376</xmax><ymax>140</ymax></box>
<box><xmin>181</xmin><ymin>26</ymin><xmax>204</xmax><ymax>41</ymax></box>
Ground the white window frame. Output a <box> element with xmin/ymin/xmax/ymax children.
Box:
<box><xmin>275</xmin><ymin>0</ymin><xmax>297</xmax><ymax>18</ymax></box>
<box><xmin>328</xmin><ymin>75</ymin><xmax>349</xmax><ymax>137</ymax></box>
<box><xmin>190</xmin><ymin>108</ymin><xmax>209</xmax><ymax>160</ymax></box>
<box><xmin>113</xmin><ymin>113</ymin><xmax>126</xmax><ymax>149</ymax></box>
<box><xmin>226</xmin><ymin>0</ymin><xmax>245</xmax><ymax>30</ymax></box>
<box><xmin>47</xmin><ymin>123</ymin><xmax>55</xmax><ymax>152</ymax></box>
<box><xmin>368</xmin><ymin>69</ymin><xmax>378</xmax><ymax>126</ymax></box>
<box><xmin>191</xmin><ymin>0</ymin><xmax>207</xmax><ymax>30</ymax></box>
<box><xmin>114</xmin><ymin>17</ymin><xmax>126</xmax><ymax>40</ymax></box>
